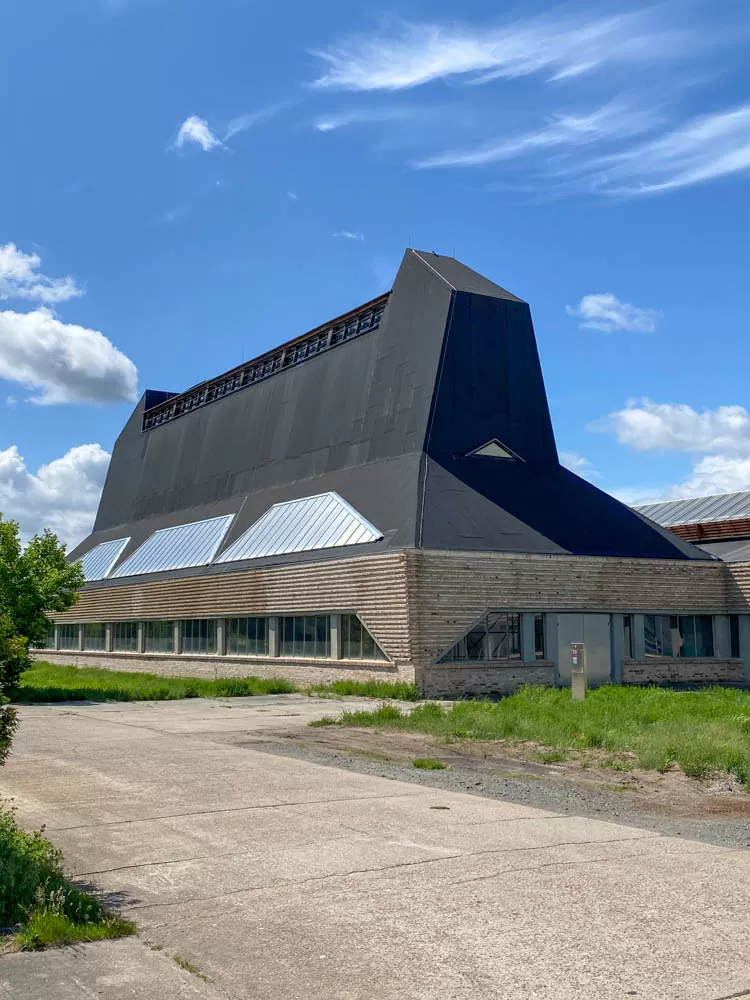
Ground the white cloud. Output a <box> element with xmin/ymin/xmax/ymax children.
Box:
<box><xmin>560</xmin><ymin>451</ymin><xmax>598</xmax><ymax>481</ymax></box>
<box><xmin>416</xmin><ymin>103</ymin><xmax>657</xmax><ymax>168</ymax></box>
<box><xmin>0</xmin><ymin>243</ymin><xmax>81</xmax><ymax>304</ymax></box>
<box><xmin>224</xmin><ymin>104</ymin><xmax>284</xmax><ymax>140</ymax></box>
<box><xmin>315</xmin><ymin>106</ymin><xmax>420</xmax><ymax>132</ymax></box>
<box><xmin>603</xmin><ymin>400</ymin><xmax>750</xmax><ymax>454</ymax></box>
<box><xmin>310</xmin><ymin>12</ymin><xmax>695</xmax><ymax>92</ymax></box>
<box><xmin>586</xmin><ymin>105</ymin><xmax>750</xmax><ymax>194</ymax></box>
<box><xmin>567</xmin><ymin>293</ymin><xmax>660</xmax><ymax>333</ymax></box>
<box><xmin>332</xmin><ymin>231</ymin><xmax>365</xmax><ymax>240</ymax></box>
<box><xmin>667</xmin><ymin>456</ymin><xmax>750</xmax><ymax>498</ymax></box>
<box><xmin>0</xmin><ymin>307</ymin><xmax>138</xmax><ymax>405</ymax></box>
<box><xmin>287</xmin><ymin>191</ymin><xmax>299</xmax><ymax>200</ymax></box>
<box><xmin>174</xmin><ymin>115</ymin><xmax>224</xmax><ymax>152</ymax></box>
<box><xmin>0</xmin><ymin>444</ymin><xmax>110</xmax><ymax>548</ymax></box>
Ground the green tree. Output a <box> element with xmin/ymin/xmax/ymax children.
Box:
<box><xmin>0</xmin><ymin>517</ymin><xmax>84</xmax><ymax>765</ymax></box>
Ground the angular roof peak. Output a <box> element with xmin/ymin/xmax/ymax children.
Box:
<box><xmin>408</xmin><ymin>250</ymin><xmax>524</xmax><ymax>302</ymax></box>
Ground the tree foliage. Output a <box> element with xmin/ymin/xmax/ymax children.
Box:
<box><xmin>0</xmin><ymin>516</ymin><xmax>84</xmax><ymax>765</ymax></box>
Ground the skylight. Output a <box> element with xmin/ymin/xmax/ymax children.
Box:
<box><xmin>216</xmin><ymin>493</ymin><xmax>382</xmax><ymax>563</ymax></box>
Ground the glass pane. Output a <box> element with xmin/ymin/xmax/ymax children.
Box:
<box><xmin>731</xmin><ymin>615</ymin><xmax>740</xmax><ymax>658</ymax></box>
<box><xmin>487</xmin><ymin>613</ymin><xmax>520</xmax><ymax>659</ymax></box>
<box><xmin>112</xmin><ymin>622</ymin><xmax>138</xmax><ymax>652</ymax></box>
<box><xmin>679</xmin><ymin>616</ymin><xmax>697</xmax><ymax>658</ymax></box>
<box><xmin>59</xmin><ymin>624</ymin><xmax>80</xmax><ymax>650</ymax></box>
<box><xmin>144</xmin><ymin>621</ymin><xmax>173</xmax><ymax>654</ymax></box>
<box><xmin>465</xmin><ymin>628</ymin><xmax>486</xmax><ymax>660</ymax></box>
<box><xmin>83</xmin><ymin>623</ymin><xmax>106</xmax><ymax>651</ymax></box>
<box><xmin>534</xmin><ymin>614</ymin><xmax>545</xmax><ymax>659</ymax></box>
<box><xmin>693</xmin><ymin>615</ymin><xmax>714</xmax><ymax>658</ymax></box>
<box><xmin>623</xmin><ymin>615</ymin><xmax>632</xmax><ymax>659</ymax></box>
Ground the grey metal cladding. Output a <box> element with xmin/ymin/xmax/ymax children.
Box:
<box><xmin>76</xmin><ymin>248</ymin><xmax>710</xmax><ymax>567</ymax></box>
<box><xmin>635</xmin><ymin>491</ymin><xmax>750</xmax><ymax>526</ymax></box>
<box><xmin>111</xmin><ymin>515</ymin><xmax>234</xmax><ymax>578</ymax></box>
<box><xmin>217</xmin><ymin>493</ymin><xmax>382</xmax><ymax>563</ymax></box>
<box><xmin>78</xmin><ymin>537</ymin><xmax>130</xmax><ymax>581</ymax></box>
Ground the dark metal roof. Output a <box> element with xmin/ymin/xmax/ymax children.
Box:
<box><xmin>143</xmin><ymin>294</ymin><xmax>389</xmax><ymax>431</ymax></box>
<box><xmin>70</xmin><ymin>249</ymin><xmax>710</xmax><ymax>579</ymax></box>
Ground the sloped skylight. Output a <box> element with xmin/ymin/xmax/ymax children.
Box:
<box><xmin>216</xmin><ymin>492</ymin><xmax>382</xmax><ymax>563</ymax></box>
<box><xmin>111</xmin><ymin>515</ymin><xmax>234</xmax><ymax>578</ymax></box>
<box><xmin>77</xmin><ymin>537</ymin><xmax>130</xmax><ymax>582</ymax></box>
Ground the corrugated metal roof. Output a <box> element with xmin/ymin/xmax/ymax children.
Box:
<box><xmin>634</xmin><ymin>491</ymin><xmax>750</xmax><ymax>527</ymax></box>
<box><xmin>216</xmin><ymin>493</ymin><xmax>382</xmax><ymax>563</ymax></box>
<box><xmin>111</xmin><ymin>515</ymin><xmax>234</xmax><ymax>578</ymax></box>
<box><xmin>77</xmin><ymin>537</ymin><xmax>130</xmax><ymax>581</ymax></box>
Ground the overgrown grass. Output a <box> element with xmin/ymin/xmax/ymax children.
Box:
<box><xmin>412</xmin><ymin>757</ymin><xmax>446</xmax><ymax>770</ymax></box>
<box><xmin>308</xmin><ymin>678</ymin><xmax>419</xmax><ymax>701</ymax></box>
<box><xmin>14</xmin><ymin>662</ymin><xmax>296</xmax><ymax>703</ymax></box>
<box><xmin>339</xmin><ymin>685</ymin><xmax>750</xmax><ymax>786</ymax></box>
<box><xmin>0</xmin><ymin>803</ymin><xmax>135</xmax><ymax>950</ymax></box>
<box><xmin>14</xmin><ymin>663</ymin><xmax>418</xmax><ymax>705</ymax></box>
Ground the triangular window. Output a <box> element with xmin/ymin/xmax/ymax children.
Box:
<box><xmin>468</xmin><ymin>439</ymin><xmax>519</xmax><ymax>460</ymax></box>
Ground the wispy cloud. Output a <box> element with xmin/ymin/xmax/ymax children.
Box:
<box><xmin>332</xmin><ymin>231</ymin><xmax>365</xmax><ymax>240</ymax></box>
<box><xmin>415</xmin><ymin>102</ymin><xmax>656</xmax><ymax>168</ymax></box>
<box><xmin>579</xmin><ymin>105</ymin><xmax>750</xmax><ymax>195</ymax></box>
<box><xmin>560</xmin><ymin>450</ymin><xmax>598</xmax><ymax>481</ymax></box>
<box><xmin>224</xmin><ymin>104</ymin><xmax>285</xmax><ymax>140</ymax></box>
<box><xmin>310</xmin><ymin>11</ymin><xmax>699</xmax><ymax>92</ymax></box>
<box><xmin>174</xmin><ymin>115</ymin><xmax>224</xmax><ymax>152</ymax></box>
<box><xmin>567</xmin><ymin>293</ymin><xmax>660</xmax><ymax>333</ymax></box>
<box><xmin>0</xmin><ymin>243</ymin><xmax>82</xmax><ymax>304</ymax></box>
<box><xmin>315</xmin><ymin>106</ymin><xmax>420</xmax><ymax>132</ymax></box>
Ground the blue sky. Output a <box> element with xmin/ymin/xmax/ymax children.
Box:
<box><xmin>2</xmin><ymin>0</ymin><xmax>750</xmax><ymax>544</ymax></box>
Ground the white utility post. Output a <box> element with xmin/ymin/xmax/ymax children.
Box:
<box><xmin>571</xmin><ymin>642</ymin><xmax>587</xmax><ymax>701</ymax></box>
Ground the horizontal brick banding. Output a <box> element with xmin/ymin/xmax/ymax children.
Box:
<box><xmin>50</xmin><ymin>553</ymin><xmax>411</xmax><ymax>667</ymax></box>
<box><xmin>623</xmin><ymin>658</ymin><xmax>744</xmax><ymax>685</ymax></box>
<box><xmin>422</xmin><ymin>663</ymin><xmax>554</xmax><ymax>698</ymax></box>
<box><xmin>407</xmin><ymin>550</ymin><xmax>748</xmax><ymax>669</ymax></box>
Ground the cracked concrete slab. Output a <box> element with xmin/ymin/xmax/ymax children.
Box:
<box><xmin>1</xmin><ymin>697</ymin><xmax>749</xmax><ymax>1000</ymax></box>
<box><xmin>0</xmin><ymin>938</ymin><xmax>225</xmax><ymax>999</ymax></box>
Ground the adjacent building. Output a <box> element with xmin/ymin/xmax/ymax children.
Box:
<box><xmin>44</xmin><ymin>250</ymin><xmax>750</xmax><ymax>695</ymax></box>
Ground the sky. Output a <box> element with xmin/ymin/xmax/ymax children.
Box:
<box><xmin>2</xmin><ymin>0</ymin><xmax>750</xmax><ymax>547</ymax></box>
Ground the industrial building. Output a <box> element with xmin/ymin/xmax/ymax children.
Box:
<box><xmin>44</xmin><ymin>250</ymin><xmax>750</xmax><ymax>695</ymax></box>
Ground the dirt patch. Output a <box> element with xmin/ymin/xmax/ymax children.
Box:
<box><xmin>243</xmin><ymin>724</ymin><xmax>750</xmax><ymax>822</ymax></box>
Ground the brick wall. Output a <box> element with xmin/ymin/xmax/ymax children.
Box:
<box><xmin>622</xmin><ymin>658</ymin><xmax>744</xmax><ymax>686</ymax></box>
<box><xmin>407</xmin><ymin>550</ymin><xmax>746</xmax><ymax>671</ymax></box>
<box><xmin>50</xmin><ymin>552</ymin><xmax>412</xmax><ymax>668</ymax></box>
<box><xmin>421</xmin><ymin>662</ymin><xmax>554</xmax><ymax>698</ymax></box>
<box><xmin>37</xmin><ymin>650</ymin><xmax>414</xmax><ymax>686</ymax></box>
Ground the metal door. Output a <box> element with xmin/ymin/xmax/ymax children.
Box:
<box><xmin>557</xmin><ymin>614</ymin><xmax>612</xmax><ymax>686</ymax></box>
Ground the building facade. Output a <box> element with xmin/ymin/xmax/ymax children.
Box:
<box><xmin>44</xmin><ymin>251</ymin><xmax>750</xmax><ymax>695</ymax></box>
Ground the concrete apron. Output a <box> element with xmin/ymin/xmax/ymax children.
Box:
<box><xmin>1</xmin><ymin>696</ymin><xmax>749</xmax><ymax>1000</ymax></box>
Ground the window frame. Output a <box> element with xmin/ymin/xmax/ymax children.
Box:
<box><xmin>112</xmin><ymin>621</ymin><xmax>139</xmax><ymax>653</ymax></box>
<box><xmin>226</xmin><ymin>617</ymin><xmax>268</xmax><ymax>657</ymax></box>
<box><xmin>644</xmin><ymin>614</ymin><xmax>715</xmax><ymax>659</ymax></box>
<box><xmin>181</xmin><ymin>619</ymin><xmax>217</xmax><ymax>656</ymax></box>
<box><xmin>143</xmin><ymin>620</ymin><xmax>174</xmax><ymax>655</ymax></box>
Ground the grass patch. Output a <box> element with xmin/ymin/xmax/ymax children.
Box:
<box><xmin>14</xmin><ymin>662</ymin><xmax>296</xmax><ymax>703</ymax></box>
<box><xmin>173</xmin><ymin>956</ymin><xmax>209</xmax><ymax>981</ymax></box>
<box><xmin>15</xmin><ymin>663</ymin><xmax>418</xmax><ymax>706</ymax></box>
<box><xmin>412</xmin><ymin>757</ymin><xmax>447</xmax><ymax>770</ymax></box>
<box><xmin>1</xmin><ymin>802</ymin><xmax>135</xmax><ymax>950</ymax></box>
<box><xmin>338</xmin><ymin>686</ymin><xmax>750</xmax><ymax>786</ymax></box>
<box><xmin>309</xmin><ymin>679</ymin><xmax>419</xmax><ymax>701</ymax></box>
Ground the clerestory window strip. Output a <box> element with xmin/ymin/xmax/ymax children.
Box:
<box><xmin>142</xmin><ymin>295</ymin><xmax>389</xmax><ymax>432</ymax></box>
